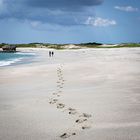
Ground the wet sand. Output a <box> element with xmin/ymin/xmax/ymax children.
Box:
<box><xmin>0</xmin><ymin>48</ymin><xmax>140</xmax><ymax>140</ymax></box>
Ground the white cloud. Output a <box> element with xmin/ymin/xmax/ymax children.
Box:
<box><xmin>115</xmin><ymin>6</ymin><xmax>138</xmax><ymax>12</ymax></box>
<box><xmin>85</xmin><ymin>17</ymin><xmax>117</xmax><ymax>27</ymax></box>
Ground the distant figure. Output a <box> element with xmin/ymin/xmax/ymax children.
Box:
<box><xmin>49</xmin><ymin>51</ymin><xmax>51</xmax><ymax>57</ymax></box>
<box><xmin>52</xmin><ymin>51</ymin><xmax>54</xmax><ymax>57</ymax></box>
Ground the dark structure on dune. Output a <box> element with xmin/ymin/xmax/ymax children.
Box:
<box><xmin>2</xmin><ymin>45</ymin><xmax>16</xmax><ymax>52</ymax></box>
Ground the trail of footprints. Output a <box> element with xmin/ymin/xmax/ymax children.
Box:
<box><xmin>49</xmin><ymin>66</ymin><xmax>92</xmax><ymax>139</ymax></box>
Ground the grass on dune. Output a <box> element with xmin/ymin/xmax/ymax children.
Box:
<box><xmin>0</xmin><ymin>42</ymin><xmax>140</xmax><ymax>49</ymax></box>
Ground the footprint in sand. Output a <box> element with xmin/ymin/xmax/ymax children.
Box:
<box><xmin>57</xmin><ymin>72</ymin><xmax>62</xmax><ymax>74</ymax></box>
<box><xmin>66</xmin><ymin>107</ymin><xmax>78</xmax><ymax>115</ymax></box>
<box><xmin>57</xmin><ymin>71</ymin><xmax>62</xmax><ymax>73</ymax></box>
<box><xmin>53</xmin><ymin>93</ymin><xmax>60</xmax><ymax>97</ymax></box>
<box><xmin>61</xmin><ymin>82</ymin><xmax>64</xmax><ymax>85</ymax></box>
<box><xmin>57</xmin><ymin>103</ymin><xmax>65</xmax><ymax>109</ymax></box>
<box><xmin>49</xmin><ymin>99</ymin><xmax>58</xmax><ymax>104</ymax></box>
<box><xmin>57</xmin><ymin>94</ymin><xmax>61</xmax><ymax>97</ymax></box>
<box><xmin>75</xmin><ymin>118</ymin><xmax>88</xmax><ymax>124</ymax></box>
<box><xmin>60</xmin><ymin>132</ymin><xmax>76</xmax><ymax>139</ymax></box>
<box><xmin>77</xmin><ymin>113</ymin><xmax>92</xmax><ymax>130</ymax></box>
<box><xmin>58</xmin><ymin>72</ymin><xmax>62</xmax><ymax>75</ymax></box>
<box><xmin>58</xmin><ymin>89</ymin><xmax>62</xmax><ymax>92</ymax></box>
<box><xmin>79</xmin><ymin>113</ymin><xmax>92</xmax><ymax>118</ymax></box>
<box><xmin>81</xmin><ymin>125</ymin><xmax>91</xmax><ymax>130</ymax></box>
<box><xmin>57</xmin><ymin>84</ymin><xmax>64</xmax><ymax>87</ymax></box>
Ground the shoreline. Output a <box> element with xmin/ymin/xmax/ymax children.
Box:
<box><xmin>0</xmin><ymin>48</ymin><xmax>140</xmax><ymax>140</ymax></box>
<box><xmin>0</xmin><ymin>50</ymin><xmax>37</xmax><ymax>67</ymax></box>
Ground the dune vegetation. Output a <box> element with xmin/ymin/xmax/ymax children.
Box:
<box><xmin>0</xmin><ymin>42</ymin><xmax>140</xmax><ymax>49</ymax></box>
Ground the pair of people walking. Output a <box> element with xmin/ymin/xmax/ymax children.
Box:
<box><xmin>49</xmin><ymin>51</ymin><xmax>54</xmax><ymax>57</ymax></box>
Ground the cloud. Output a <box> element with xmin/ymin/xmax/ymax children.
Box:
<box><xmin>85</xmin><ymin>17</ymin><xmax>117</xmax><ymax>27</ymax></box>
<box><xmin>27</xmin><ymin>0</ymin><xmax>103</xmax><ymax>10</ymax></box>
<box><xmin>0</xmin><ymin>0</ymin><xmax>104</xmax><ymax>26</ymax></box>
<box><xmin>115</xmin><ymin>6</ymin><xmax>138</xmax><ymax>12</ymax></box>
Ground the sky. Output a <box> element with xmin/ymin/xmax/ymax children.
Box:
<box><xmin>0</xmin><ymin>0</ymin><xmax>140</xmax><ymax>44</ymax></box>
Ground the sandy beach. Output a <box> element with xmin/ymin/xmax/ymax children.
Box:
<box><xmin>0</xmin><ymin>48</ymin><xmax>140</xmax><ymax>140</ymax></box>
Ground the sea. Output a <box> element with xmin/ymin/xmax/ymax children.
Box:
<box><xmin>0</xmin><ymin>52</ymin><xmax>35</xmax><ymax>67</ymax></box>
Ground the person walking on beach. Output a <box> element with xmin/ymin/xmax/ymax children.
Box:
<box><xmin>49</xmin><ymin>51</ymin><xmax>51</xmax><ymax>57</ymax></box>
<box><xmin>52</xmin><ymin>51</ymin><xmax>54</xmax><ymax>57</ymax></box>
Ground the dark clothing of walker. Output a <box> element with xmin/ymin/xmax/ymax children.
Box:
<box><xmin>49</xmin><ymin>51</ymin><xmax>51</xmax><ymax>57</ymax></box>
<box><xmin>49</xmin><ymin>51</ymin><xmax>54</xmax><ymax>57</ymax></box>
